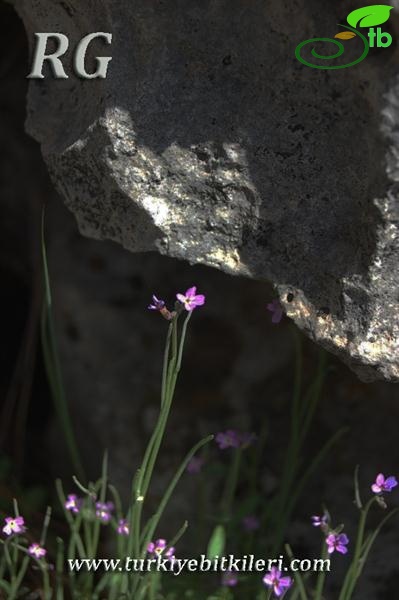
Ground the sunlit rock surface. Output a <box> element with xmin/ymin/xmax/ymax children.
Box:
<box><xmin>15</xmin><ymin>0</ymin><xmax>399</xmax><ymax>381</ymax></box>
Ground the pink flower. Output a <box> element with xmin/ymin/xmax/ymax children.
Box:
<box><xmin>326</xmin><ymin>533</ymin><xmax>349</xmax><ymax>555</ymax></box>
<box><xmin>267</xmin><ymin>299</ymin><xmax>284</xmax><ymax>324</ymax></box>
<box><xmin>2</xmin><ymin>516</ymin><xmax>25</xmax><ymax>537</ymax></box>
<box><xmin>147</xmin><ymin>538</ymin><xmax>175</xmax><ymax>560</ymax></box>
<box><xmin>222</xmin><ymin>570</ymin><xmax>238</xmax><ymax>587</ymax></box>
<box><xmin>371</xmin><ymin>473</ymin><xmax>398</xmax><ymax>494</ymax></box>
<box><xmin>65</xmin><ymin>494</ymin><xmax>82</xmax><ymax>514</ymax></box>
<box><xmin>95</xmin><ymin>502</ymin><xmax>114</xmax><ymax>524</ymax></box>
<box><xmin>117</xmin><ymin>519</ymin><xmax>130</xmax><ymax>536</ymax></box>
<box><xmin>187</xmin><ymin>456</ymin><xmax>204</xmax><ymax>474</ymax></box>
<box><xmin>28</xmin><ymin>543</ymin><xmax>46</xmax><ymax>559</ymax></box>
<box><xmin>263</xmin><ymin>567</ymin><xmax>292</xmax><ymax>597</ymax></box>
<box><xmin>176</xmin><ymin>287</ymin><xmax>205</xmax><ymax>311</ymax></box>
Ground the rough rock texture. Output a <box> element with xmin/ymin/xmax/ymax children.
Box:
<box><xmin>14</xmin><ymin>0</ymin><xmax>399</xmax><ymax>382</ymax></box>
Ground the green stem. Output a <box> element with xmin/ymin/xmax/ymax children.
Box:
<box><xmin>8</xmin><ymin>556</ymin><xmax>30</xmax><ymax>600</ymax></box>
<box><xmin>56</xmin><ymin>537</ymin><xmax>64</xmax><ymax>600</ymax></box>
<box><xmin>129</xmin><ymin>318</ymin><xmax>175</xmax><ymax>561</ymax></box>
<box><xmin>126</xmin><ymin>312</ymin><xmax>192</xmax><ymax>596</ymax></box>
<box><xmin>142</xmin><ymin>313</ymin><xmax>191</xmax><ymax>499</ymax></box>
<box><xmin>41</xmin><ymin>211</ymin><xmax>85</xmax><ymax>481</ymax></box>
<box><xmin>339</xmin><ymin>497</ymin><xmax>376</xmax><ymax>600</ymax></box>
<box><xmin>140</xmin><ymin>435</ymin><xmax>213</xmax><ymax>557</ymax></box>
<box><xmin>314</xmin><ymin>540</ymin><xmax>328</xmax><ymax>600</ymax></box>
<box><xmin>285</xmin><ymin>544</ymin><xmax>308</xmax><ymax>600</ymax></box>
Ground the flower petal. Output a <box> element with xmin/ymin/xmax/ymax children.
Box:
<box><xmin>385</xmin><ymin>476</ymin><xmax>398</xmax><ymax>490</ymax></box>
<box><xmin>376</xmin><ymin>473</ymin><xmax>385</xmax><ymax>486</ymax></box>
<box><xmin>185</xmin><ymin>287</ymin><xmax>197</xmax><ymax>298</ymax></box>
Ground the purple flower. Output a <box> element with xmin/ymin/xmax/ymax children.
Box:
<box><xmin>2</xmin><ymin>516</ymin><xmax>25</xmax><ymax>537</ymax></box>
<box><xmin>95</xmin><ymin>502</ymin><xmax>114</xmax><ymax>524</ymax></box>
<box><xmin>28</xmin><ymin>543</ymin><xmax>46</xmax><ymax>559</ymax></box>
<box><xmin>65</xmin><ymin>494</ymin><xmax>82</xmax><ymax>514</ymax></box>
<box><xmin>117</xmin><ymin>519</ymin><xmax>130</xmax><ymax>536</ymax></box>
<box><xmin>147</xmin><ymin>538</ymin><xmax>175</xmax><ymax>560</ymax></box>
<box><xmin>372</xmin><ymin>473</ymin><xmax>398</xmax><ymax>494</ymax></box>
<box><xmin>215</xmin><ymin>430</ymin><xmax>241</xmax><ymax>450</ymax></box>
<box><xmin>267</xmin><ymin>299</ymin><xmax>284</xmax><ymax>324</ymax></box>
<box><xmin>326</xmin><ymin>533</ymin><xmax>349</xmax><ymax>555</ymax></box>
<box><xmin>222</xmin><ymin>570</ymin><xmax>238</xmax><ymax>587</ymax></box>
<box><xmin>242</xmin><ymin>515</ymin><xmax>260</xmax><ymax>532</ymax></box>
<box><xmin>148</xmin><ymin>295</ymin><xmax>173</xmax><ymax>320</ymax></box>
<box><xmin>263</xmin><ymin>567</ymin><xmax>292</xmax><ymax>597</ymax></box>
<box><xmin>187</xmin><ymin>456</ymin><xmax>204</xmax><ymax>474</ymax></box>
<box><xmin>311</xmin><ymin>514</ymin><xmax>328</xmax><ymax>528</ymax></box>
<box><xmin>215</xmin><ymin>430</ymin><xmax>257</xmax><ymax>450</ymax></box>
<box><xmin>176</xmin><ymin>286</ymin><xmax>205</xmax><ymax>311</ymax></box>
<box><xmin>148</xmin><ymin>295</ymin><xmax>166</xmax><ymax>311</ymax></box>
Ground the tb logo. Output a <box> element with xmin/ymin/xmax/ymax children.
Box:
<box><xmin>367</xmin><ymin>27</ymin><xmax>392</xmax><ymax>47</ymax></box>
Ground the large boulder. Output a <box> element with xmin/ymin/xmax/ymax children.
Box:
<box><xmin>14</xmin><ymin>0</ymin><xmax>399</xmax><ymax>381</ymax></box>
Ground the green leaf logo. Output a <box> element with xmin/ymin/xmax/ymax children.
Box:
<box><xmin>347</xmin><ymin>5</ymin><xmax>393</xmax><ymax>28</ymax></box>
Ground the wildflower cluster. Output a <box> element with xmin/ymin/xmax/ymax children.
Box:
<box><xmin>65</xmin><ymin>492</ymin><xmax>130</xmax><ymax>534</ymax></box>
<box><xmin>148</xmin><ymin>286</ymin><xmax>206</xmax><ymax>320</ymax></box>
<box><xmin>2</xmin><ymin>280</ymin><xmax>397</xmax><ymax>600</ymax></box>
<box><xmin>311</xmin><ymin>511</ymin><xmax>349</xmax><ymax>555</ymax></box>
<box><xmin>2</xmin><ymin>513</ymin><xmax>46</xmax><ymax>561</ymax></box>
<box><xmin>311</xmin><ymin>472</ymin><xmax>397</xmax><ymax>559</ymax></box>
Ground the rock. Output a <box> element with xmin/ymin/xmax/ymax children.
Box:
<box><xmin>14</xmin><ymin>0</ymin><xmax>399</xmax><ymax>382</ymax></box>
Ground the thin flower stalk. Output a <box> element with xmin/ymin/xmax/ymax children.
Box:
<box><xmin>338</xmin><ymin>496</ymin><xmax>377</xmax><ymax>600</ymax></box>
<box><xmin>140</xmin><ymin>435</ymin><xmax>213</xmax><ymax>559</ymax></box>
<box><xmin>126</xmin><ymin>306</ymin><xmax>200</xmax><ymax>596</ymax></box>
<box><xmin>128</xmin><ymin>315</ymin><xmax>180</xmax><ymax>562</ymax></box>
<box><xmin>314</xmin><ymin>538</ymin><xmax>329</xmax><ymax>600</ymax></box>
<box><xmin>285</xmin><ymin>544</ymin><xmax>308</xmax><ymax>600</ymax></box>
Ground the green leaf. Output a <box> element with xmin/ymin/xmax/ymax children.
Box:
<box><xmin>347</xmin><ymin>5</ymin><xmax>393</xmax><ymax>28</ymax></box>
<box><xmin>206</xmin><ymin>524</ymin><xmax>226</xmax><ymax>560</ymax></box>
